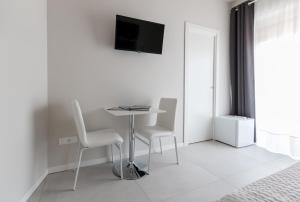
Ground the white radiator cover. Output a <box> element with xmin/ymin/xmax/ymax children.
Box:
<box><xmin>214</xmin><ymin>116</ymin><xmax>255</xmax><ymax>147</ymax></box>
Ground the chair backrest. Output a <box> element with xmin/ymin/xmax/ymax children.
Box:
<box><xmin>156</xmin><ymin>98</ymin><xmax>177</xmax><ymax>131</ymax></box>
<box><xmin>72</xmin><ymin>100</ymin><xmax>88</xmax><ymax>147</ymax></box>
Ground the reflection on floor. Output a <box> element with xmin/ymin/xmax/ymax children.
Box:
<box><xmin>29</xmin><ymin>141</ymin><xmax>297</xmax><ymax>202</ymax></box>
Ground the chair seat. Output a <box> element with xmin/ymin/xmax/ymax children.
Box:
<box><xmin>86</xmin><ymin>129</ymin><xmax>123</xmax><ymax>148</ymax></box>
<box><xmin>136</xmin><ymin>125</ymin><xmax>173</xmax><ymax>140</ymax></box>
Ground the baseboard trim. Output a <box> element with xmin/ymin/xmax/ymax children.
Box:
<box><xmin>20</xmin><ymin>170</ymin><xmax>48</xmax><ymax>202</ymax></box>
<box><xmin>48</xmin><ymin>156</ymin><xmax>109</xmax><ymax>174</ymax></box>
<box><xmin>48</xmin><ymin>142</ymin><xmax>186</xmax><ymax>174</ymax></box>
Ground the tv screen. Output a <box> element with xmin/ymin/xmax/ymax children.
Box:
<box><xmin>115</xmin><ymin>15</ymin><xmax>165</xmax><ymax>54</ymax></box>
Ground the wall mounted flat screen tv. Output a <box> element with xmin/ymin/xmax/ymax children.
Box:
<box><xmin>115</xmin><ymin>15</ymin><xmax>165</xmax><ymax>54</ymax></box>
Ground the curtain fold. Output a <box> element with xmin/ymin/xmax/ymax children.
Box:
<box><xmin>230</xmin><ymin>1</ymin><xmax>256</xmax><ymax>139</ymax></box>
<box><xmin>255</xmin><ymin>0</ymin><xmax>300</xmax><ymax>159</ymax></box>
<box><xmin>255</xmin><ymin>0</ymin><xmax>300</xmax><ymax>44</ymax></box>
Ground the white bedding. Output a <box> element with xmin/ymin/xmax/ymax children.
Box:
<box><xmin>217</xmin><ymin>162</ymin><xmax>300</xmax><ymax>202</ymax></box>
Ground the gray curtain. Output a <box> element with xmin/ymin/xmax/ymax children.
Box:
<box><xmin>230</xmin><ymin>1</ymin><xmax>256</xmax><ymax>140</ymax></box>
<box><xmin>230</xmin><ymin>2</ymin><xmax>255</xmax><ymax>117</ymax></box>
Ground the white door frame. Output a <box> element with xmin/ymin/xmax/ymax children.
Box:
<box><xmin>183</xmin><ymin>22</ymin><xmax>219</xmax><ymax>144</ymax></box>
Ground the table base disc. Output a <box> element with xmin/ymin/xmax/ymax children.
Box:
<box><xmin>112</xmin><ymin>159</ymin><xmax>148</xmax><ymax>180</ymax></box>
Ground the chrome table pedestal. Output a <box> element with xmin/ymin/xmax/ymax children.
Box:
<box><xmin>112</xmin><ymin>114</ymin><xmax>148</xmax><ymax>179</ymax></box>
<box><xmin>105</xmin><ymin>108</ymin><xmax>165</xmax><ymax>180</ymax></box>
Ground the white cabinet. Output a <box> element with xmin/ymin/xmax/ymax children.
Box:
<box><xmin>214</xmin><ymin>116</ymin><xmax>255</xmax><ymax>147</ymax></box>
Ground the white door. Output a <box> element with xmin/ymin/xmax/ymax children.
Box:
<box><xmin>184</xmin><ymin>23</ymin><xmax>217</xmax><ymax>144</ymax></box>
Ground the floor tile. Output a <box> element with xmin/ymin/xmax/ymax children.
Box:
<box><xmin>162</xmin><ymin>180</ymin><xmax>236</xmax><ymax>202</ymax></box>
<box><xmin>237</xmin><ymin>145</ymin><xmax>286</xmax><ymax>163</ymax></box>
<box><xmin>28</xmin><ymin>179</ymin><xmax>46</xmax><ymax>202</ymax></box>
<box><xmin>195</xmin><ymin>153</ymin><xmax>262</xmax><ymax>178</ymax></box>
<box><xmin>263</xmin><ymin>156</ymin><xmax>297</xmax><ymax>173</ymax></box>
<box><xmin>30</xmin><ymin>141</ymin><xmax>297</xmax><ymax>202</ymax></box>
<box><xmin>40</xmin><ymin>164</ymin><xmax>150</xmax><ymax>202</ymax></box>
<box><xmin>221</xmin><ymin>165</ymin><xmax>276</xmax><ymax>189</ymax></box>
<box><xmin>137</xmin><ymin>162</ymin><xmax>218</xmax><ymax>202</ymax></box>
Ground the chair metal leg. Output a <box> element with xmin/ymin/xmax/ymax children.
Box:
<box><xmin>147</xmin><ymin>139</ymin><xmax>152</xmax><ymax>173</ymax></box>
<box><xmin>119</xmin><ymin>144</ymin><xmax>123</xmax><ymax>179</ymax></box>
<box><xmin>159</xmin><ymin>137</ymin><xmax>163</xmax><ymax>155</ymax></box>
<box><xmin>73</xmin><ymin>148</ymin><xmax>84</xmax><ymax>191</ymax></box>
<box><xmin>114</xmin><ymin>143</ymin><xmax>123</xmax><ymax>179</ymax></box>
<box><xmin>111</xmin><ymin>144</ymin><xmax>114</xmax><ymax>163</ymax></box>
<box><xmin>174</xmin><ymin>136</ymin><xmax>179</xmax><ymax>165</ymax></box>
<box><xmin>74</xmin><ymin>142</ymin><xmax>81</xmax><ymax>172</ymax></box>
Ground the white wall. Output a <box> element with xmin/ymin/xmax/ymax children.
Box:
<box><xmin>0</xmin><ymin>0</ymin><xmax>48</xmax><ymax>201</ymax></box>
<box><xmin>47</xmin><ymin>0</ymin><xmax>231</xmax><ymax>168</ymax></box>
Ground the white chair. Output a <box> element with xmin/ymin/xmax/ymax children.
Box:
<box><xmin>136</xmin><ymin>98</ymin><xmax>178</xmax><ymax>173</ymax></box>
<box><xmin>72</xmin><ymin>100</ymin><xmax>123</xmax><ymax>190</ymax></box>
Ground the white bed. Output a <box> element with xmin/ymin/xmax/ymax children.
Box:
<box><xmin>217</xmin><ymin>162</ymin><xmax>300</xmax><ymax>202</ymax></box>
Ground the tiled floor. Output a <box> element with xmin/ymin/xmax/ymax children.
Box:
<box><xmin>29</xmin><ymin>141</ymin><xmax>297</xmax><ymax>202</ymax></box>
